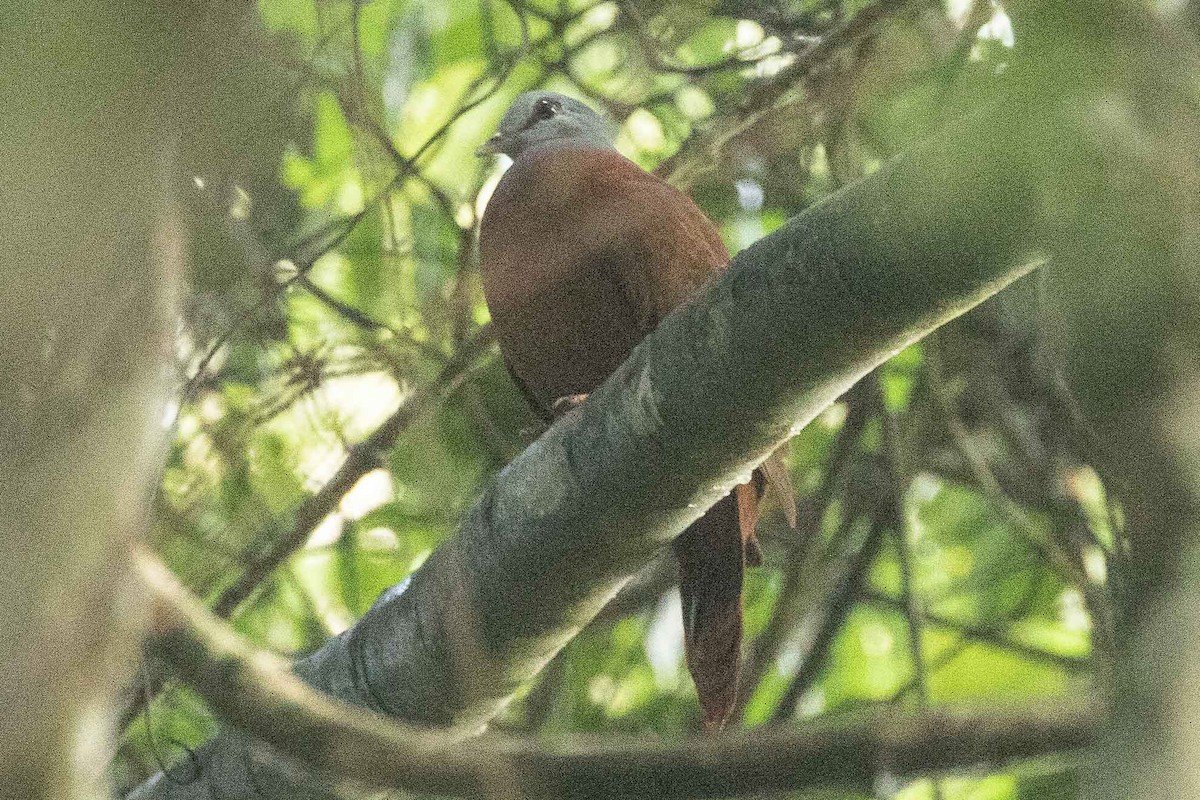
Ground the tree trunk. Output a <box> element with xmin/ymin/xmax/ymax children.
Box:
<box><xmin>0</xmin><ymin>5</ymin><xmax>185</xmax><ymax>797</ymax></box>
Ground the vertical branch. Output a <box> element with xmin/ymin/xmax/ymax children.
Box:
<box><xmin>878</xmin><ymin>374</ymin><xmax>945</xmax><ymax>799</ymax></box>
<box><xmin>769</xmin><ymin>384</ymin><xmax>888</xmax><ymax>724</ymax></box>
<box><xmin>737</xmin><ymin>393</ymin><xmax>869</xmax><ymax>719</ymax></box>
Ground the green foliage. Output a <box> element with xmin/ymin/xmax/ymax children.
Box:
<box><xmin>118</xmin><ymin>1</ymin><xmax>1111</xmax><ymax>798</ymax></box>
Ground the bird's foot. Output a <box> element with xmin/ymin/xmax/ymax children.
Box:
<box><xmin>516</xmin><ymin>394</ymin><xmax>589</xmax><ymax>442</ymax></box>
<box><xmin>551</xmin><ymin>393</ymin><xmax>589</xmax><ymax>418</ymax></box>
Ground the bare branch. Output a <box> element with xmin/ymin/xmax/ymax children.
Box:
<box><xmin>134</xmin><ymin>550</ymin><xmax>1100</xmax><ymax>800</ymax></box>
<box><xmin>211</xmin><ymin>323</ymin><xmax>495</xmax><ymax>618</ymax></box>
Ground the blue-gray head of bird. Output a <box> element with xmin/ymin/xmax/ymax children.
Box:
<box><xmin>476</xmin><ymin>91</ymin><xmax>617</xmax><ymax>159</ymax></box>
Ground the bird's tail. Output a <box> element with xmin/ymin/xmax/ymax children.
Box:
<box><xmin>672</xmin><ymin>482</ymin><xmax>759</xmax><ymax>732</ymax></box>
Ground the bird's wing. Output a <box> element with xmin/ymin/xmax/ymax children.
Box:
<box><xmin>577</xmin><ymin>150</ymin><xmax>731</xmax><ymax>324</ymax></box>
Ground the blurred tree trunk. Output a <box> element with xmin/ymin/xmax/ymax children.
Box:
<box><xmin>1000</xmin><ymin>1</ymin><xmax>1200</xmax><ymax>798</ymax></box>
<box><xmin>0</xmin><ymin>4</ymin><xmax>232</xmax><ymax>797</ymax></box>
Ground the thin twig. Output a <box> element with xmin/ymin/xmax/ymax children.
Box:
<box><xmin>769</xmin><ymin>384</ymin><xmax>888</xmax><ymax>723</ymax></box>
<box><xmin>736</xmin><ymin>392</ymin><xmax>869</xmax><ymax>719</ymax></box>
<box><xmin>211</xmin><ymin>324</ymin><xmax>495</xmax><ymax>618</ymax></box>
<box><xmin>660</xmin><ymin>0</ymin><xmax>928</xmax><ymax>187</ymax></box>
<box><xmin>878</xmin><ymin>372</ymin><xmax>945</xmax><ymax>800</ymax></box>
<box><xmin>862</xmin><ymin>590</ymin><xmax>1090</xmax><ymax>672</ymax></box>
<box><xmin>119</xmin><ymin>326</ymin><xmax>496</xmax><ymax>733</ymax></box>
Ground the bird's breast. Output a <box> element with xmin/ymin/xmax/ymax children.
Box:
<box><xmin>481</xmin><ymin>238</ymin><xmax>646</xmax><ymax>402</ymax></box>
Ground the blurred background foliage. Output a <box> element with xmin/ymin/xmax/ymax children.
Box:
<box><xmin>115</xmin><ymin>1</ymin><xmax>1115</xmax><ymax>797</ymax></box>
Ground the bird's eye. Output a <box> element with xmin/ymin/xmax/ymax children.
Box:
<box><xmin>531</xmin><ymin>98</ymin><xmax>560</xmax><ymax>122</ymax></box>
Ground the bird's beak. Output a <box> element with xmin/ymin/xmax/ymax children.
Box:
<box><xmin>475</xmin><ymin>133</ymin><xmax>505</xmax><ymax>158</ymax></box>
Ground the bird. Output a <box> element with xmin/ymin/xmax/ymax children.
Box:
<box><xmin>476</xmin><ymin>90</ymin><xmax>796</xmax><ymax>731</ymax></box>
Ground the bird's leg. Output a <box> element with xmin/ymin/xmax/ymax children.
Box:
<box><xmin>550</xmin><ymin>393</ymin><xmax>589</xmax><ymax>418</ymax></box>
<box><xmin>517</xmin><ymin>394</ymin><xmax>590</xmax><ymax>442</ymax></box>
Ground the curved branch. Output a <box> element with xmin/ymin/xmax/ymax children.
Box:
<box><xmin>133</xmin><ymin>550</ymin><xmax>1099</xmax><ymax>799</ymax></box>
